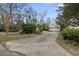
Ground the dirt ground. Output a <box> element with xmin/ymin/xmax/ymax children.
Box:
<box><xmin>56</xmin><ymin>35</ymin><xmax>79</xmax><ymax>56</ymax></box>
<box><xmin>0</xmin><ymin>32</ymin><xmax>36</xmax><ymax>42</ymax></box>
<box><xmin>0</xmin><ymin>32</ymin><xmax>36</xmax><ymax>50</ymax></box>
<box><xmin>0</xmin><ymin>32</ymin><xmax>37</xmax><ymax>56</ymax></box>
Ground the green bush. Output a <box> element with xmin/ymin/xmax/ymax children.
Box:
<box><xmin>21</xmin><ymin>23</ymin><xmax>36</xmax><ymax>34</ymax></box>
<box><xmin>61</xmin><ymin>27</ymin><xmax>79</xmax><ymax>43</ymax></box>
<box><xmin>42</xmin><ymin>23</ymin><xmax>49</xmax><ymax>31</ymax></box>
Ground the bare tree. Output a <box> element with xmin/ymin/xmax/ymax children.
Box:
<box><xmin>8</xmin><ymin>3</ymin><xmax>15</xmax><ymax>32</ymax></box>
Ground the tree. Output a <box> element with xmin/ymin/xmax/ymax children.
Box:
<box><xmin>0</xmin><ymin>3</ymin><xmax>46</xmax><ymax>33</ymax></box>
<box><xmin>8</xmin><ymin>3</ymin><xmax>15</xmax><ymax>32</ymax></box>
<box><xmin>56</xmin><ymin>3</ymin><xmax>79</xmax><ymax>31</ymax></box>
<box><xmin>0</xmin><ymin>4</ymin><xmax>3</xmax><ymax>31</ymax></box>
<box><xmin>1</xmin><ymin>4</ymin><xmax>11</xmax><ymax>34</ymax></box>
<box><xmin>46</xmin><ymin>17</ymin><xmax>51</xmax><ymax>26</ymax></box>
<box><xmin>56</xmin><ymin>14</ymin><xmax>69</xmax><ymax>31</ymax></box>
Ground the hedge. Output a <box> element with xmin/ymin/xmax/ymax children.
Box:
<box><xmin>61</xmin><ymin>27</ymin><xmax>79</xmax><ymax>43</ymax></box>
<box><xmin>20</xmin><ymin>23</ymin><xmax>36</xmax><ymax>34</ymax></box>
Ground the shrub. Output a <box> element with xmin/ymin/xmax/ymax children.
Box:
<box><xmin>61</xmin><ymin>27</ymin><xmax>79</xmax><ymax>43</ymax></box>
<box><xmin>21</xmin><ymin>23</ymin><xmax>36</xmax><ymax>34</ymax></box>
<box><xmin>42</xmin><ymin>23</ymin><xmax>49</xmax><ymax>31</ymax></box>
<box><xmin>0</xmin><ymin>29</ymin><xmax>5</xmax><ymax>32</ymax></box>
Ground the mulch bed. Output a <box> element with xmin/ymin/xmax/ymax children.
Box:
<box><xmin>56</xmin><ymin>35</ymin><xmax>79</xmax><ymax>56</ymax></box>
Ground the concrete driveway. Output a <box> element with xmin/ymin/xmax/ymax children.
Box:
<box><xmin>6</xmin><ymin>31</ymin><xmax>72</xmax><ymax>56</ymax></box>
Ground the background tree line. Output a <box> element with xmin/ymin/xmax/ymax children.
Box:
<box><xmin>0</xmin><ymin>3</ymin><xmax>51</xmax><ymax>34</ymax></box>
<box><xmin>56</xmin><ymin>3</ymin><xmax>79</xmax><ymax>31</ymax></box>
<box><xmin>56</xmin><ymin>3</ymin><xmax>79</xmax><ymax>43</ymax></box>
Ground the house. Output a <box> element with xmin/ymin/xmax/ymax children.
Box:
<box><xmin>48</xmin><ymin>22</ymin><xmax>60</xmax><ymax>32</ymax></box>
<box><xmin>69</xmin><ymin>25</ymin><xmax>79</xmax><ymax>29</ymax></box>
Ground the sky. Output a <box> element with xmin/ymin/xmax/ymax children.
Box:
<box><xmin>30</xmin><ymin>3</ymin><xmax>59</xmax><ymax>21</ymax></box>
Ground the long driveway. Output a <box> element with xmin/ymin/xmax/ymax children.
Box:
<box><xmin>6</xmin><ymin>31</ymin><xmax>72</xmax><ymax>56</ymax></box>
